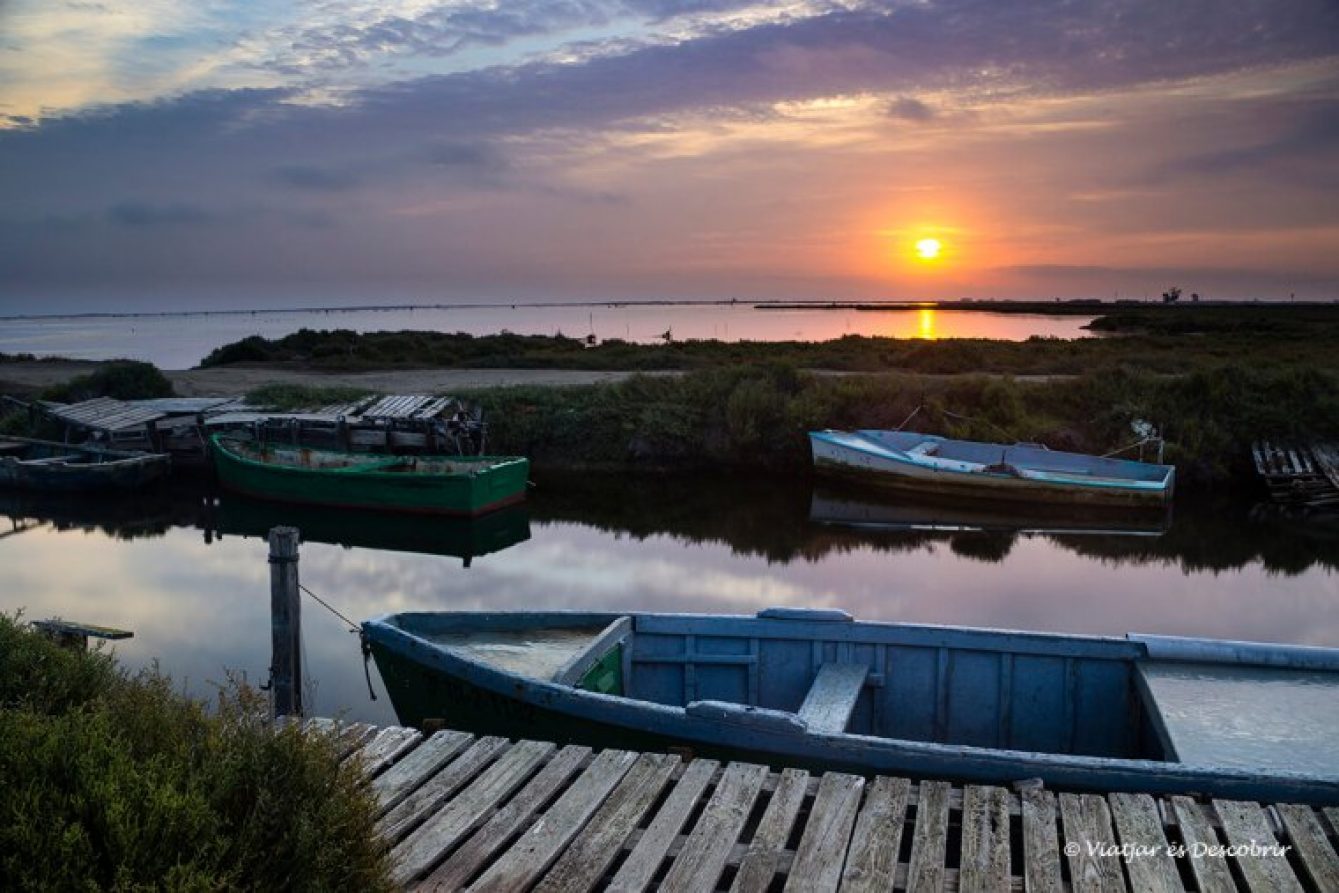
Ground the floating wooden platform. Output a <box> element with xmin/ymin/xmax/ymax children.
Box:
<box><xmin>35</xmin><ymin>393</ymin><xmax>484</xmax><ymax>464</ymax></box>
<box><xmin>1252</xmin><ymin>441</ymin><xmax>1339</xmax><ymax>508</ymax></box>
<box><xmin>315</xmin><ymin>719</ymin><xmax>1339</xmax><ymax>892</ymax></box>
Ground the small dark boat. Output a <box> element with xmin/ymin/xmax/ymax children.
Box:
<box><xmin>364</xmin><ymin>608</ymin><xmax>1339</xmax><ymax>803</ymax></box>
<box><xmin>0</xmin><ymin>436</ymin><xmax>169</xmax><ymax>492</ymax></box>
<box><xmin>810</xmin><ymin>430</ymin><xmax>1174</xmax><ymax>507</ymax></box>
<box><xmin>210</xmin><ymin>434</ymin><xmax>529</xmax><ymax>517</ymax></box>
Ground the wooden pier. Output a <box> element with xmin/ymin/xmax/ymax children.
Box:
<box><xmin>317</xmin><ymin>719</ymin><xmax>1339</xmax><ymax>892</ymax></box>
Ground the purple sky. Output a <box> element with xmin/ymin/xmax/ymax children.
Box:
<box><xmin>1</xmin><ymin>0</ymin><xmax>1337</xmax><ymax>313</ymax></box>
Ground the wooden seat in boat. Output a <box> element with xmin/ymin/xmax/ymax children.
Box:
<box><xmin>797</xmin><ymin>662</ymin><xmax>869</xmax><ymax>733</ymax></box>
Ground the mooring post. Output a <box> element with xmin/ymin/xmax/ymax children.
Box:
<box><xmin>268</xmin><ymin>526</ymin><xmax>303</xmax><ymax>719</ymax></box>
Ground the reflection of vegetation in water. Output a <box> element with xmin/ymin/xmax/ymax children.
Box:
<box><xmin>530</xmin><ymin>473</ymin><xmax>1339</xmax><ymax>576</ymax></box>
<box><xmin>2</xmin><ymin>471</ymin><xmax>1334</xmax><ymax>576</ymax></box>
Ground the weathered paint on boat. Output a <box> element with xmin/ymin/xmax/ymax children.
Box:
<box><xmin>363</xmin><ymin>609</ymin><xmax>1339</xmax><ymax>804</ymax></box>
<box><xmin>210</xmin><ymin>434</ymin><xmax>528</xmax><ymax>517</ymax></box>
<box><xmin>0</xmin><ymin>436</ymin><xmax>169</xmax><ymax>492</ymax></box>
<box><xmin>810</xmin><ymin>429</ymin><xmax>1174</xmax><ymax>507</ymax></box>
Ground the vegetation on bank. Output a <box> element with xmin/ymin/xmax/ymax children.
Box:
<box><xmin>39</xmin><ymin>359</ymin><xmax>175</xmax><ymax>402</ymax></box>
<box><xmin>245</xmin><ymin>383</ymin><xmax>374</xmax><ymax>411</ymax></box>
<box><xmin>0</xmin><ymin>615</ymin><xmax>392</xmax><ymax>890</ymax></box>
<box><xmin>197</xmin><ymin>305</ymin><xmax>1339</xmax><ymax>375</ymax></box>
<box><xmin>464</xmin><ymin>363</ymin><xmax>1339</xmax><ymax>487</ymax></box>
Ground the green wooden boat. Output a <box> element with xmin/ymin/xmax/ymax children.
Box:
<box><xmin>209</xmin><ymin>434</ymin><xmax>529</xmax><ymax>516</ymax></box>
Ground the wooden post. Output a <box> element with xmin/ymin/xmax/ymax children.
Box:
<box><xmin>269</xmin><ymin>526</ymin><xmax>303</xmax><ymax>719</ymax></box>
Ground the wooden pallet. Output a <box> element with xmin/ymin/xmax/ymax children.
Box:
<box><xmin>312</xmin><ymin>720</ymin><xmax>1339</xmax><ymax>892</ymax></box>
<box><xmin>1252</xmin><ymin>441</ymin><xmax>1339</xmax><ymax>507</ymax></box>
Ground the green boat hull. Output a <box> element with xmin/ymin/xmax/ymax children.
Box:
<box><xmin>210</xmin><ymin>435</ymin><xmax>528</xmax><ymax>517</ymax></box>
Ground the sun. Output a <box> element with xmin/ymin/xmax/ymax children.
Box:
<box><xmin>915</xmin><ymin>238</ymin><xmax>942</xmax><ymax>261</ymax></box>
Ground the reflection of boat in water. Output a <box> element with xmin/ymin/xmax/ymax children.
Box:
<box><xmin>210</xmin><ymin>434</ymin><xmax>529</xmax><ymax>517</ymax></box>
<box><xmin>214</xmin><ymin>493</ymin><xmax>529</xmax><ymax>564</ymax></box>
<box><xmin>810</xmin><ymin>430</ymin><xmax>1174</xmax><ymax>507</ymax></box>
<box><xmin>0</xmin><ymin>487</ymin><xmax>194</xmax><ymax>541</ymax></box>
<box><xmin>810</xmin><ymin>487</ymin><xmax>1171</xmax><ymax>536</ymax></box>
<box><xmin>0</xmin><ymin>436</ymin><xmax>170</xmax><ymax>493</ymax></box>
<box><xmin>365</xmin><ymin>608</ymin><xmax>1339</xmax><ymax>803</ymax></box>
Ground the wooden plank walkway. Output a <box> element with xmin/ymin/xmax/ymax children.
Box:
<box><xmin>319</xmin><ymin>720</ymin><xmax>1339</xmax><ymax>892</ymax></box>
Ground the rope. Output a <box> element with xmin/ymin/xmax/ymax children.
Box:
<box><xmin>1100</xmin><ymin>437</ymin><xmax>1161</xmax><ymax>459</ymax></box>
<box><xmin>938</xmin><ymin>408</ymin><xmax>1019</xmax><ymax>444</ymax></box>
<box><xmin>298</xmin><ymin>583</ymin><xmax>359</xmax><ymax>634</ymax></box>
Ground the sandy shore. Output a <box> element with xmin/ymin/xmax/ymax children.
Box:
<box><xmin>0</xmin><ymin>361</ymin><xmax>671</xmax><ymax>398</ymax></box>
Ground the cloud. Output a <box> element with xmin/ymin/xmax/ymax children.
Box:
<box><xmin>108</xmin><ymin>201</ymin><xmax>214</xmax><ymax>226</ymax></box>
<box><xmin>273</xmin><ymin>164</ymin><xmax>361</xmax><ymax>191</ymax></box>
<box><xmin>887</xmin><ymin>96</ymin><xmax>934</xmax><ymax>121</ymax></box>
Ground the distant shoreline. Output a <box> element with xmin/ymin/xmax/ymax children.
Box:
<box><xmin>2</xmin><ymin>296</ymin><xmax>1335</xmax><ymax>323</ymax></box>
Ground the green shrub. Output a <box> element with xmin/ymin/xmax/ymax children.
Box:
<box><xmin>41</xmin><ymin>361</ymin><xmax>174</xmax><ymax>402</ymax></box>
<box><xmin>0</xmin><ymin>615</ymin><xmax>392</xmax><ymax>891</ymax></box>
<box><xmin>245</xmin><ymin>384</ymin><xmax>374</xmax><ymax>411</ymax></box>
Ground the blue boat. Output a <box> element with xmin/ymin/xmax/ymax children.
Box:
<box><xmin>810</xmin><ymin>430</ymin><xmax>1175</xmax><ymax>507</ymax></box>
<box><xmin>0</xmin><ymin>436</ymin><xmax>170</xmax><ymax>492</ymax></box>
<box><xmin>363</xmin><ymin>608</ymin><xmax>1339</xmax><ymax>803</ymax></box>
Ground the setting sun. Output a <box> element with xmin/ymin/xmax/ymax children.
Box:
<box><xmin>915</xmin><ymin>238</ymin><xmax>942</xmax><ymax>260</ymax></box>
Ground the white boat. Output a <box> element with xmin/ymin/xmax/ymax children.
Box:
<box><xmin>809</xmin><ymin>430</ymin><xmax>1174</xmax><ymax>508</ymax></box>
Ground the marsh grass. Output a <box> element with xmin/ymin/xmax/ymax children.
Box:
<box><xmin>245</xmin><ymin>383</ymin><xmax>375</xmax><ymax>411</ymax></box>
<box><xmin>467</xmin><ymin>364</ymin><xmax>1338</xmax><ymax>486</ymax></box>
<box><xmin>0</xmin><ymin>614</ymin><xmax>392</xmax><ymax>891</ymax></box>
<box><xmin>39</xmin><ymin>360</ymin><xmax>175</xmax><ymax>402</ymax></box>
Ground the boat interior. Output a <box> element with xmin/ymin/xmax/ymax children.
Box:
<box><xmin>399</xmin><ymin>609</ymin><xmax>1177</xmax><ymax>761</ymax></box>
<box><xmin>388</xmin><ymin>609</ymin><xmax>1339</xmax><ymax>775</ymax></box>
<box><xmin>849</xmin><ymin>430</ymin><xmax>1172</xmax><ymax>483</ymax></box>
<box><xmin>225</xmin><ymin>440</ymin><xmax>502</xmax><ymax>475</ymax></box>
<box><xmin>0</xmin><ymin>438</ymin><xmax>134</xmax><ymax>465</ymax></box>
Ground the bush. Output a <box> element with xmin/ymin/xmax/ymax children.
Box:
<box><xmin>41</xmin><ymin>360</ymin><xmax>175</xmax><ymax>402</ymax></box>
<box><xmin>245</xmin><ymin>384</ymin><xmax>374</xmax><ymax>411</ymax></box>
<box><xmin>0</xmin><ymin>615</ymin><xmax>392</xmax><ymax>891</ymax></box>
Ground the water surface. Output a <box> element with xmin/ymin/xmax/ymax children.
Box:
<box><xmin>2</xmin><ymin>476</ymin><xmax>1333</xmax><ymax>727</ymax></box>
<box><xmin>0</xmin><ymin>304</ymin><xmax>1096</xmax><ymax>368</ymax></box>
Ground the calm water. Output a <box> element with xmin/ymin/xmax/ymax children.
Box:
<box><xmin>0</xmin><ymin>304</ymin><xmax>1096</xmax><ymax>368</ymax></box>
<box><xmin>2</xmin><ymin>475</ymin><xmax>1334</xmax><ymax>726</ymax></box>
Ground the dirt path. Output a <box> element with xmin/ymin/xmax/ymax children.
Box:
<box><xmin>0</xmin><ymin>361</ymin><xmax>673</xmax><ymax>398</ymax></box>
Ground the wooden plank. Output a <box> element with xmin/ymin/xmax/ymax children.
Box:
<box><xmin>838</xmin><ymin>775</ymin><xmax>910</xmax><ymax>893</ymax></box>
<box><xmin>959</xmin><ymin>785</ymin><xmax>1011</xmax><ymax>893</ymax></box>
<box><xmin>1213</xmin><ymin>799</ymin><xmax>1304</xmax><ymax>893</ymax></box>
<box><xmin>354</xmin><ymin>726</ymin><xmax>423</xmax><ymax>779</ymax></box>
<box><xmin>1108</xmin><ymin>793</ymin><xmax>1178</xmax><ymax>893</ymax></box>
<box><xmin>371</xmin><ymin>730</ymin><xmax>473</xmax><ymax>815</ymax></box>
<box><xmin>334</xmin><ymin>722</ymin><xmax>378</xmax><ymax>760</ymax></box>
<box><xmin>1020</xmin><ymin>788</ymin><xmax>1062</xmax><ymax>893</ymax></box>
<box><xmin>606</xmin><ymin>758</ymin><xmax>720</xmax><ymax>893</ymax></box>
<box><xmin>378</xmin><ymin>736</ymin><xmax>508</xmax><ymax>844</ymax></box>
<box><xmin>390</xmin><ymin>739</ymin><xmax>554</xmax><ymax>886</ymax></box>
<box><xmin>731</xmin><ymin>767</ymin><xmax>810</xmax><ymax>893</ymax></box>
<box><xmin>1058</xmin><ymin>792</ymin><xmax>1125</xmax><ymax>893</ymax></box>
<box><xmin>419</xmin><ymin>745</ymin><xmax>590</xmax><ymax>892</ymax></box>
<box><xmin>1323</xmin><ymin>806</ymin><xmax>1339</xmax><ymax>836</ymax></box>
<box><xmin>1169</xmin><ymin>796</ymin><xmax>1236</xmax><ymax>893</ymax></box>
<box><xmin>466</xmin><ymin>748</ymin><xmax>639</xmax><ymax>893</ymax></box>
<box><xmin>552</xmin><ymin>616</ymin><xmax>632</xmax><ymax>686</ymax></box>
<box><xmin>1276</xmin><ymin>804</ymin><xmax>1339</xmax><ymax>891</ymax></box>
<box><xmin>783</xmin><ymin>772</ymin><xmax>863</xmax><ymax>892</ymax></box>
<box><xmin>796</xmin><ymin>663</ymin><xmax>869</xmax><ymax>733</ymax></box>
<box><xmin>905</xmin><ymin>780</ymin><xmax>951</xmax><ymax>893</ymax></box>
<box><xmin>657</xmin><ymin>761</ymin><xmax>770</xmax><ymax>893</ymax></box>
<box><xmin>533</xmin><ymin>752</ymin><xmax>680</xmax><ymax>893</ymax></box>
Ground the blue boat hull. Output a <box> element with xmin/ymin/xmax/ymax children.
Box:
<box><xmin>364</xmin><ymin>610</ymin><xmax>1339</xmax><ymax>804</ymax></box>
